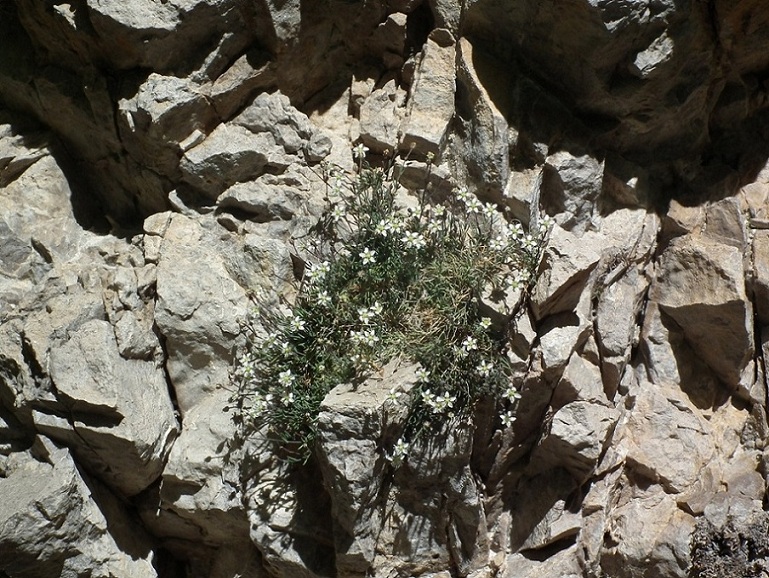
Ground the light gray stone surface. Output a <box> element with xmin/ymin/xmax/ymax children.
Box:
<box><xmin>5</xmin><ymin>2</ymin><xmax>769</xmax><ymax>577</ymax></box>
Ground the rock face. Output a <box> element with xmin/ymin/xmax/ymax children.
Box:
<box><xmin>3</xmin><ymin>1</ymin><xmax>769</xmax><ymax>578</ymax></box>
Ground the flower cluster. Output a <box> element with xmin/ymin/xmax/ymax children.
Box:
<box><xmin>233</xmin><ymin>154</ymin><xmax>551</xmax><ymax>464</ymax></box>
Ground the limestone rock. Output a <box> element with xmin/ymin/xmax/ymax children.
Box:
<box><xmin>117</xmin><ymin>73</ymin><xmax>217</xmax><ymax>176</ymax></box>
<box><xmin>152</xmin><ymin>389</ymin><xmax>247</xmax><ymax>548</ymax></box>
<box><xmin>601</xmin><ymin>154</ymin><xmax>650</xmax><ymax>208</ymax></box>
<box><xmin>316</xmin><ymin>361</ymin><xmax>418</xmax><ymax>576</ymax></box>
<box><xmin>456</xmin><ymin>37</ymin><xmax>510</xmax><ymax>198</ymax></box>
<box><xmin>359</xmin><ymin>80</ymin><xmax>406</xmax><ymax>152</ymax></box>
<box><xmin>752</xmin><ymin>230</ymin><xmax>769</xmax><ymax>325</ymax></box>
<box><xmin>651</xmin><ymin>235</ymin><xmax>753</xmax><ymax>389</ymax></box>
<box><xmin>370</xmin><ymin>12</ymin><xmax>408</xmax><ymax>61</ymax></box>
<box><xmin>504</xmin><ymin>168</ymin><xmax>543</xmax><ymax>227</ymax></box>
<box><xmin>245</xmin><ymin>437</ymin><xmax>336</xmax><ymax>578</ymax></box>
<box><xmin>540</xmin><ymin>151</ymin><xmax>604</xmax><ymax>232</ymax></box>
<box><xmin>203</xmin><ymin>50</ymin><xmax>276</xmax><ymax>120</ymax></box>
<box><xmin>235</xmin><ymin>92</ymin><xmax>326</xmax><ymax>158</ymax></box>
<box><xmin>619</xmin><ymin>384</ymin><xmax>715</xmax><ymax>494</ymax></box>
<box><xmin>601</xmin><ymin>493</ymin><xmax>694</xmax><ymax>578</ymax></box>
<box><xmin>428</xmin><ymin>0</ymin><xmax>461</xmax><ymax>33</ymax></box>
<box><xmin>531</xmin><ymin>226</ymin><xmax>600</xmax><ymax>320</ymax></box>
<box><xmin>0</xmin><ymin>443</ymin><xmax>157</xmax><ymax>577</ymax></box>
<box><xmin>154</xmin><ymin>214</ymin><xmax>247</xmax><ymax>415</ymax></box>
<box><xmin>180</xmin><ymin>92</ymin><xmax>330</xmax><ymax>198</ymax></box>
<box><xmin>531</xmin><ymin>401</ymin><xmax>619</xmax><ymax>482</ymax></box>
<box><xmin>400</xmin><ymin>31</ymin><xmax>456</xmax><ymax>160</ymax></box>
<box><xmin>44</xmin><ymin>319</ymin><xmax>177</xmax><ymax>497</ymax></box>
<box><xmin>180</xmin><ymin>124</ymin><xmax>293</xmax><ymax>199</ymax></box>
<box><xmin>83</xmin><ymin>0</ymin><xmax>254</xmax><ymax>71</ymax></box>
<box><xmin>595</xmin><ymin>265</ymin><xmax>649</xmax><ymax>397</ymax></box>
<box><xmin>218</xmin><ymin>178</ymin><xmax>302</xmax><ymax>222</ymax></box>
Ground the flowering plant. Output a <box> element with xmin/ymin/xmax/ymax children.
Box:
<box><xmin>233</xmin><ymin>151</ymin><xmax>551</xmax><ymax>463</ymax></box>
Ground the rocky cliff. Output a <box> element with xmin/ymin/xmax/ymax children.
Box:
<box><xmin>2</xmin><ymin>1</ymin><xmax>769</xmax><ymax>577</ymax></box>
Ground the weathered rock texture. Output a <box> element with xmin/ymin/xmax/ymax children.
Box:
<box><xmin>3</xmin><ymin>1</ymin><xmax>769</xmax><ymax>577</ymax></box>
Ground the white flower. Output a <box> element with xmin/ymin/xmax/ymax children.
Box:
<box><xmin>358</xmin><ymin>307</ymin><xmax>375</xmax><ymax>325</ymax></box>
<box><xmin>351</xmin><ymin>328</ymin><xmax>379</xmax><ymax>347</ymax></box>
<box><xmin>506</xmin><ymin>270</ymin><xmax>529</xmax><ymax>291</ymax></box>
<box><xmin>278</xmin><ymin>369</ymin><xmax>294</xmax><ymax>387</ymax></box>
<box><xmin>465</xmin><ymin>197</ymin><xmax>482</xmax><ymax>214</ymax></box>
<box><xmin>504</xmin><ymin>385</ymin><xmax>522</xmax><ymax>403</ymax></box>
<box><xmin>279</xmin><ymin>340</ymin><xmax>292</xmax><ymax>354</ymax></box>
<box><xmin>479</xmin><ymin>317</ymin><xmax>492</xmax><ymax>330</ymax></box>
<box><xmin>305</xmin><ymin>261</ymin><xmax>331</xmax><ymax>283</ymax></box>
<box><xmin>415</xmin><ymin>364</ymin><xmax>430</xmax><ymax>382</ymax></box>
<box><xmin>281</xmin><ymin>392</ymin><xmax>295</xmax><ymax>406</ymax></box>
<box><xmin>289</xmin><ymin>316</ymin><xmax>306</xmax><ymax>332</ymax></box>
<box><xmin>374</xmin><ymin>221</ymin><xmax>389</xmax><ymax>236</ymax></box>
<box><xmin>386</xmin><ymin>388</ymin><xmax>402</xmax><ymax>402</ymax></box>
<box><xmin>331</xmin><ymin>204</ymin><xmax>346</xmax><ymax>221</ymax></box>
<box><xmin>353</xmin><ymin>143</ymin><xmax>369</xmax><ymax>159</ymax></box>
<box><xmin>489</xmin><ymin>235</ymin><xmax>507</xmax><ymax>252</ymax></box>
<box><xmin>389</xmin><ymin>437</ymin><xmax>409</xmax><ymax>467</ymax></box>
<box><xmin>422</xmin><ymin>388</ymin><xmax>455</xmax><ymax>413</ymax></box>
<box><xmin>250</xmin><ymin>392</ymin><xmax>274</xmax><ymax>415</ymax></box>
<box><xmin>425</xmin><ymin>151</ymin><xmax>435</xmax><ymax>162</ymax></box>
<box><xmin>433</xmin><ymin>392</ymin><xmax>456</xmax><ymax>412</ymax></box>
<box><xmin>426</xmin><ymin>219</ymin><xmax>442</xmax><ymax>235</ymax></box>
<box><xmin>483</xmin><ymin>203</ymin><xmax>498</xmax><ymax>219</ymax></box>
<box><xmin>462</xmin><ymin>336</ymin><xmax>478</xmax><ymax>353</ymax></box>
<box><xmin>501</xmin><ymin>411</ymin><xmax>517</xmax><ymax>427</ymax></box>
<box><xmin>476</xmin><ymin>360</ymin><xmax>494</xmax><ymax>377</ymax></box>
<box><xmin>360</xmin><ymin>247</ymin><xmax>376</xmax><ymax>265</ymax></box>
<box><xmin>370</xmin><ymin>302</ymin><xmax>383</xmax><ymax>316</ymax></box>
<box><xmin>433</xmin><ymin>205</ymin><xmax>446</xmax><ymax>218</ymax></box>
<box><xmin>316</xmin><ymin>290</ymin><xmax>332</xmax><ymax>307</ymax></box>
<box><xmin>401</xmin><ymin>231</ymin><xmax>426</xmax><ymax>250</ymax></box>
<box><xmin>455</xmin><ymin>186</ymin><xmax>471</xmax><ymax>203</ymax></box>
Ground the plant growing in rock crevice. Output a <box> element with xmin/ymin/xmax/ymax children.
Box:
<box><xmin>233</xmin><ymin>147</ymin><xmax>551</xmax><ymax>464</ymax></box>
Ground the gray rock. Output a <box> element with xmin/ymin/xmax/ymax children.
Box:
<box><xmin>203</xmin><ymin>50</ymin><xmax>276</xmax><ymax>120</ymax></box>
<box><xmin>651</xmin><ymin>235</ymin><xmax>753</xmax><ymax>389</ymax></box>
<box><xmin>0</xmin><ymin>443</ymin><xmax>157</xmax><ymax>577</ymax></box>
<box><xmin>400</xmin><ymin>31</ymin><xmax>456</xmax><ymax>160</ymax></box>
<box><xmin>218</xmin><ymin>179</ymin><xmax>302</xmax><ymax>222</ymax></box>
<box><xmin>180</xmin><ymin>124</ymin><xmax>293</xmax><ymax>198</ymax></box>
<box><xmin>370</xmin><ymin>12</ymin><xmax>408</xmax><ymax>58</ymax></box>
<box><xmin>551</xmin><ymin>353</ymin><xmax>608</xmax><ymax>410</ymax></box>
<box><xmin>428</xmin><ymin>0</ymin><xmax>461</xmax><ymax>33</ymax></box>
<box><xmin>704</xmin><ymin>197</ymin><xmax>747</xmax><ymax>249</ymax></box>
<box><xmin>316</xmin><ymin>361</ymin><xmax>417</xmax><ymax>576</ymax></box>
<box><xmin>456</xmin><ymin>37</ymin><xmax>510</xmax><ymax>198</ymax></box>
<box><xmin>154</xmin><ymin>214</ymin><xmax>247</xmax><ymax>415</ymax></box>
<box><xmin>530</xmin><ymin>225</ymin><xmax>601</xmax><ymax>320</ymax></box>
<box><xmin>601</xmin><ymin>154</ymin><xmax>650</xmax><ymax>208</ymax></box>
<box><xmin>83</xmin><ymin>0</ymin><xmax>254</xmax><ymax>71</ymax></box>
<box><xmin>0</xmin><ymin>124</ymin><xmax>47</xmax><ymax>188</ymax></box>
<box><xmin>503</xmin><ymin>168</ymin><xmax>542</xmax><ymax>227</ymax></box>
<box><xmin>600</xmin><ymin>493</ymin><xmax>694</xmax><ymax>578</ymax></box>
<box><xmin>45</xmin><ymin>319</ymin><xmax>178</xmax><ymax>497</ymax></box>
<box><xmin>531</xmin><ymin>401</ymin><xmax>619</xmax><ymax>482</ymax></box>
<box><xmin>235</xmin><ymin>91</ymin><xmax>329</xmax><ymax>159</ymax></box>
<box><xmin>540</xmin><ymin>150</ymin><xmax>604</xmax><ymax>232</ymax></box>
<box><xmin>118</xmin><ymin>73</ymin><xmax>217</xmax><ymax>176</ymax></box>
<box><xmin>359</xmin><ymin>80</ymin><xmax>406</xmax><ymax>152</ymax></box>
<box><xmin>595</xmin><ymin>264</ymin><xmax>649</xmax><ymax>397</ymax></box>
<box><xmin>154</xmin><ymin>389</ymin><xmax>247</xmax><ymax>546</ymax></box>
<box><xmin>752</xmin><ymin>230</ymin><xmax>769</xmax><ymax>325</ymax></box>
<box><xmin>619</xmin><ymin>384</ymin><xmax>715</xmax><ymax>494</ymax></box>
